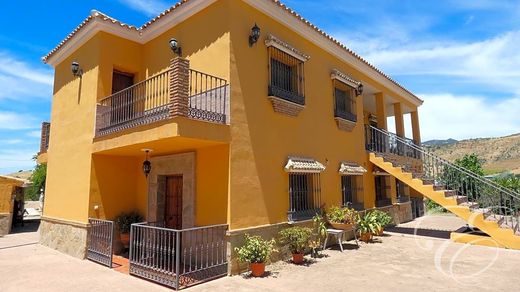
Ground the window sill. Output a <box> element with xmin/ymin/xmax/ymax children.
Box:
<box><xmin>268</xmin><ymin>96</ymin><xmax>305</xmax><ymax>117</ymax></box>
<box><xmin>334</xmin><ymin>117</ymin><xmax>356</xmax><ymax>132</ymax></box>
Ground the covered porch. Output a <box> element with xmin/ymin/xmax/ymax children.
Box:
<box><xmin>87</xmin><ymin>137</ymin><xmax>229</xmax><ymax>289</ymax></box>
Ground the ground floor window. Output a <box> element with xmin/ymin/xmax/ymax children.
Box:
<box><xmin>396</xmin><ymin>179</ymin><xmax>410</xmax><ymax>203</ymax></box>
<box><xmin>375</xmin><ymin>176</ymin><xmax>391</xmax><ymax>207</ymax></box>
<box><xmin>288</xmin><ymin>173</ymin><xmax>321</xmax><ymax>221</ymax></box>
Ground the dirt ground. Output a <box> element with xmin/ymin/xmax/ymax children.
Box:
<box><xmin>1</xmin><ymin>216</ymin><xmax>519</xmax><ymax>292</ymax></box>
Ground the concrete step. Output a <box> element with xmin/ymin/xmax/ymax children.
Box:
<box><xmin>422</xmin><ymin>178</ymin><xmax>435</xmax><ymax>185</ymax></box>
<box><xmin>460</xmin><ymin>202</ymin><xmax>479</xmax><ymax>209</ymax></box>
<box><xmin>455</xmin><ymin>195</ymin><xmax>468</xmax><ymax>204</ymax></box>
<box><xmin>444</xmin><ymin>190</ymin><xmax>457</xmax><ymax>197</ymax></box>
<box><xmin>473</xmin><ymin>207</ymin><xmax>493</xmax><ymax>217</ymax></box>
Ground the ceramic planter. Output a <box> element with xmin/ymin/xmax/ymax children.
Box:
<box><xmin>329</xmin><ymin>222</ymin><xmax>354</xmax><ymax>230</ymax></box>
<box><xmin>359</xmin><ymin>232</ymin><xmax>373</xmax><ymax>243</ymax></box>
<box><xmin>292</xmin><ymin>253</ymin><xmax>304</xmax><ymax>264</ymax></box>
<box><xmin>250</xmin><ymin>262</ymin><xmax>265</xmax><ymax>277</ymax></box>
<box><xmin>120</xmin><ymin>233</ymin><xmax>130</xmax><ymax>247</ymax></box>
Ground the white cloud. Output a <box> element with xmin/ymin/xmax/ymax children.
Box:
<box><xmin>0</xmin><ymin>139</ymin><xmax>23</xmax><ymax>145</ymax></box>
<box><xmin>360</xmin><ymin>31</ymin><xmax>520</xmax><ymax>94</ymax></box>
<box><xmin>0</xmin><ymin>112</ymin><xmax>38</xmax><ymax>130</ymax></box>
<box><xmin>0</xmin><ymin>148</ymin><xmax>36</xmax><ymax>173</ymax></box>
<box><xmin>405</xmin><ymin>94</ymin><xmax>520</xmax><ymax>141</ymax></box>
<box><xmin>0</xmin><ymin>52</ymin><xmax>53</xmax><ymax>100</ymax></box>
<box><xmin>26</xmin><ymin>130</ymin><xmax>41</xmax><ymax>138</ymax></box>
<box><xmin>117</xmin><ymin>0</ymin><xmax>170</xmax><ymax>17</ymax></box>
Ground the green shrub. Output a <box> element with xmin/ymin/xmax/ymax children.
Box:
<box><xmin>234</xmin><ymin>234</ymin><xmax>276</xmax><ymax>264</ymax></box>
<box><xmin>326</xmin><ymin>206</ymin><xmax>359</xmax><ymax>224</ymax></box>
<box><xmin>114</xmin><ymin>211</ymin><xmax>144</xmax><ymax>233</ymax></box>
<box><xmin>425</xmin><ymin>199</ymin><xmax>447</xmax><ymax>213</ymax></box>
<box><xmin>357</xmin><ymin>212</ymin><xmax>381</xmax><ymax>234</ymax></box>
<box><xmin>369</xmin><ymin>210</ymin><xmax>393</xmax><ymax>227</ymax></box>
<box><xmin>278</xmin><ymin>227</ymin><xmax>312</xmax><ymax>254</ymax></box>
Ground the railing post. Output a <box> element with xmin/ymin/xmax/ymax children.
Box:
<box><xmin>169</xmin><ymin>57</ymin><xmax>190</xmax><ymax>118</ymax></box>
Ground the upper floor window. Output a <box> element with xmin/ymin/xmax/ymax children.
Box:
<box><xmin>334</xmin><ymin>82</ymin><xmax>356</xmax><ymax>122</ymax></box>
<box><xmin>268</xmin><ymin>47</ymin><xmax>305</xmax><ymax>105</ymax></box>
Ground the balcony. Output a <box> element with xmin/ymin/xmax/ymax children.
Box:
<box><xmin>95</xmin><ymin>58</ymin><xmax>229</xmax><ymax>137</ymax></box>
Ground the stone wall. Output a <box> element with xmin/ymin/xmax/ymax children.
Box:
<box><xmin>375</xmin><ymin>202</ymin><xmax>413</xmax><ymax>225</ymax></box>
<box><xmin>0</xmin><ymin>213</ymin><xmax>12</xmax><ymax>236</ymax></box>
<box><xmin>39</xmin><ymin>217</ymin><xmax>88</xmax><ymax>259</ymax></box>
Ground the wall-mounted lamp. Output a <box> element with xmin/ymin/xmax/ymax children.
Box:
<box><xmin>142</xmin><ymin>149</ymin><xmax>153</xmax><ymax>177</ymax></box>
<box><xmin>355</xmin><ymin>83</ymin><xmax>364</xmax><ymax>96</ymax></box>
<box><xmin>249</xmin><ymin>23</ymin><xmax>261</xmax><ymax>47</ymax></box>
<box><xmin>169</xmin><ymin>38</ymin><xmax>182</xmax><ymax>56</ymax></box>
<box><xmin>71</xmin><ymin>61</ymin><xmax>83</xmax><ymax>77</ymax></box>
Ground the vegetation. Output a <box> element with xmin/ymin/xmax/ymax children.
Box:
<box><xmin>326</xmin><ymin>206</ymin><xmax>359</xmax><ymax>224</ymax></box>
<box><xmin>278</xmin><ymin>227</ymin><xmax>312</xmax><ymax>254</ymax></box>
<box><xmin>369</xmin><ymin>210</ymin><xmax>393</xmax><ymax>228</ymax></box>
<box><xmin>425</xmin><ymin>199</ymin><xmax>447</xmax><ymax>213</ymax></box>
<box><xmin>357</xmin><ymin>212</ymin><xmax>381</xmax><ymax>234</ymax></box>
<box><xmin>309</xmin><ymin>214</ymin><xmax>327</xmax><ymax>258</ymax></box>
<box><xmin>25</xmin><ymin>164</ymin><xmax>47</xmax><ymax>201</ymax></box>
<box><xmin>494</xmin><ymin>174</ymin><xmax>520</xmax><ymax>193</ymax></box>
<box><xmin>234</xmin><ymin>234</ymin><xmax>276</xmax><ymax>264</ymax></box>
<box><xmin>114</xmin><ymin>211</ymin><xmax>144</xmax><ymax>234</ymax></box>
<box><xmin>454</xmin><ymin>153</ymin><xmax>484</xmax><ymax>176</ymax></box>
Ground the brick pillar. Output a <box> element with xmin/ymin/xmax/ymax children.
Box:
<box><xmin>169</xmin><ymin>57</ymin><xmax>190</xmax><ymax>118</ymax></box>
<box><xmin>40</xmin><ymin>122</ymin><xmax>50</xmax><ymax>154</ymax></box>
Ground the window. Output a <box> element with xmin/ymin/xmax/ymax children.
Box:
<box><xmin>375</xmin><ymin>176</ymin><xmax>391</xmax><ymax>207</ymax></box>
<box><xmin>341</xmin><ymin>176</ymin><xmax>356</xmax><ymax>206</ymax></box>
<box><xmin>334</xmin><ymin>80</ymin><xmax>357</xmax><ymax>122</ymax></box>
<box><xmin>268</xmin><ymin>47</ymin><xmax>305</xmax><ymax>105</ymax></box>
<box><xmin>288</xmin><ymin>173</ymin><xmax>321</xmax><ymax>221</ymax></box>
<box><xmin>396</xmin><ymin>179</ymin><xmax>410</xmax><ymax>203</ymax></box>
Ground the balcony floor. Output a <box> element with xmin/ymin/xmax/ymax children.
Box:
<box><xmin>92</xmin><ymin>116</ymin><xmax>230</xmax><ymax>156</ymax></box>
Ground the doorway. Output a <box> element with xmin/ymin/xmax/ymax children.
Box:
<box><xmin>111</xmin><ymin>70</ymin><xmax>135</xmax><ymax>124</ymax></box>
<box><xmin>165</xmin><ymin>175</ymin><xmax>183</xmax><ymax>230</ymax></box>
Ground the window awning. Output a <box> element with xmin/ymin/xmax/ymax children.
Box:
<box><xmin>338</xmin><ymin>162</ymin><xmax>367</xmax><ymax>175</ymax></box>
<box><xmin>284</xmin><ymin>156</ymin><xmax>326</xmax><ymax>173</ymax></box>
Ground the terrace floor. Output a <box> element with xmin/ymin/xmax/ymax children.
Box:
<box><xmin>1</xmin><ymin>216</ymin><xmax>519</xmax><ymax>292</ymax></box>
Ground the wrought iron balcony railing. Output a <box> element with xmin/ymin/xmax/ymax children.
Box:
<box><xmin>96</xmin><ymin>60</ymin><xmax>229</xmax><ymax>137</ymax></box>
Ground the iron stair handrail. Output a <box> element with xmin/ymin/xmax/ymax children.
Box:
<box><xmin>366</xmin><ymin>125</ymin><xmax>520</xmax><ymax>233</ymax></box>
<box><xmin>369</xmin><ymin>125</ymin><xmax>520</xmax><ymax>200</ymax></box>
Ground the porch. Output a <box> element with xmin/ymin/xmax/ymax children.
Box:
<box><xmin>87</xmin><ymin>142</ymin><xmax>229</xmax><ymax>289</ymax></box>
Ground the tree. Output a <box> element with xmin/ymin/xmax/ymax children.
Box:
<box><xmin>25</xmin><ymin>164</ymin><xmax>47</xmax><ymax>201</ymax></box>
<box><xmin>454</xmin><ymin>153</ymin><xmax>484</xmax><ymax>176</ymax></box>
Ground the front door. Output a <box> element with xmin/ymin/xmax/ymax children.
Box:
<box><xmin>165</xmin><ymin>175</ymin><xmax>183</xmax><ymax>229</ymax></box>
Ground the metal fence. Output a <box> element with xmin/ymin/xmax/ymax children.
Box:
<box><xmin>365</xmin><ymin>125</ymin><xmax>520</xmax><ymax>233</ymax></box>
<box><xmin>129</xmin><ymin>223</ymin><xmax>228</xmax><ymax>290</ymax></box>
<box><xmin>96</xmin><ymin>69</ymin><xmax>229</xmax><ymax>136</ymax></box>
<box><xmin>87</xmin><ymin>218</ymin><xmax>114</xmax><ymax>268</ymax></box>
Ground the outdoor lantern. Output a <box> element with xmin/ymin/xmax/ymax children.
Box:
<box><xmin>71</xmin><ymin>61</ymin><xmax>83</xmax><ymax>77</ymax></box>
<box><xmin>142</xmin><ymin>149</ymin><xmax>153</xmax><ymax>177</ymax></box>
<box><xmin>249</xmin><ymin>23</ymin><xmax>261</xmax><ymax>46</ymax></box>
<box><xmin>169</xmin><ymin>38</ymin><xmax>182</xmax><ymax>56</ymax></box>
<box><xmin>356</xmin><ymin>83</ymin><xmax>364</xmax><ymax>96</ymax></box>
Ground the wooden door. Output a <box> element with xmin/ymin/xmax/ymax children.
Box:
<box><xmin>111</xmin><ymin>71</ymin><xmax>135</xmax><ymax>124</ymax></box>
<box><xmin>165</xmin><ymin>175</ymin><xmax>183</xmax><ymax>229</ymax></box>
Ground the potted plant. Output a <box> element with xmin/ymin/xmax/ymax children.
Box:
<box><xmin>370</xmin><ymin>210</ymin><xmax>393</xmax><ymax>236</ymax></box>
<box><xmin>310</xmin><ymin>214</ymin><xmax>327</xmax><ymax>258</ymax></box>
<box><xmin>326</xmin><ymin>206</ymin><xmax>359</xmax><ymax>230</ymax></box>
<box><xmin>278</xmin><ymin>227</ymin><xmax>312</xmax><ymax>264</ymax></box>
<box><xmin>234</xmin><ymin>234</ymin><xmax>276</xmax><ymax>277</ymax></box>
<box><xmin>114</xmin><ymin>211</ymin><xmax>144</xmax><ymax>247</ymax></box>
<box><xmin>357</xmin><ymin>212</ymin><xmax>380</xmax><ymax>243</ymax></box>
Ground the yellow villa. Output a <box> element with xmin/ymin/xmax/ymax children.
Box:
<box><xmin>38</xmin><ymin>0</ymin><xmax>520</xmax><ymax>289</ymax></box>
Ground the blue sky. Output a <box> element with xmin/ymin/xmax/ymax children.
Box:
<box><xmin>1</xmin><ymin>0</ymin><xmax>519</xmax><ymax>173</ymax></box>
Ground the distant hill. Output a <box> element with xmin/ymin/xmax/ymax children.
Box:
<box><xmin>3</xmin><ymin>170</ymin><xmax>33</xmax><ymax>180</ymax></box>
<box><xmin>425</xmin><ymin>133</ymin><xmax>520</xmax><ymax>175</ymax></box>
<box><xmin>422</xmin><ymin>138</ymin><xmax>458</xmax><ymax>147</ymax></box>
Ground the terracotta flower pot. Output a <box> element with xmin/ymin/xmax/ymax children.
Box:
<box><xmin>250</xmin><ymin>262</ymin><xmax>265</xmax><ymax>277</ymax></box>
<box><xmin>359</xmin><ymin>232</ymin><xmax>373</xmax><ymax>243</ymax></box>
<box><xmin>120</xmin><ymin>233</ymin><xmax>130</xmax><ymax>247</ymax></box>
<box><xmin>329</xmin><ymin>222</ymin><xmax>354</xmax><ymax>230</ymax></box>
<box><xmin>375</xmin><ymin>226</ymin><xmax>384</xmax><ymax>236</ymax></box>
<box><xmin>292</xmin><ymin>253</ymin><xmax>304</xmax><ymax>264</ymax></box>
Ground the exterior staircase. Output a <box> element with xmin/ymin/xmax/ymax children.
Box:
<box><xmin>365</xmin><ymin>125</ymin><xmax>520</xmax><ymax>249</ymax></box>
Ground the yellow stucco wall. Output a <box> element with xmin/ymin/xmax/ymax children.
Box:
<box><xmin>44</xmin><ymin>0</ymin><xmax>416</xmax><ymax>230</ymax></box>
<box><xmin>0</xmin><ymin>178</ymin><xmax>24</xmax><ymax>214</ymax></box>
<box><xmin>226</xmin><ymin>1</ymin><xmax>410</xmax><ymax>229</ymax></box>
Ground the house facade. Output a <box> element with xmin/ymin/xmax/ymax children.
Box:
<box><xmin>40</xmin><ymin>0</ymin><xmax>429</xmax><ymax>281</ymax></box>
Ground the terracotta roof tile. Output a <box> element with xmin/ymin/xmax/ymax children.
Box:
<box><xmin>42</xmin><ymin>0</ymin><xmax>421</xmax><ymax>103</ymax></box>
